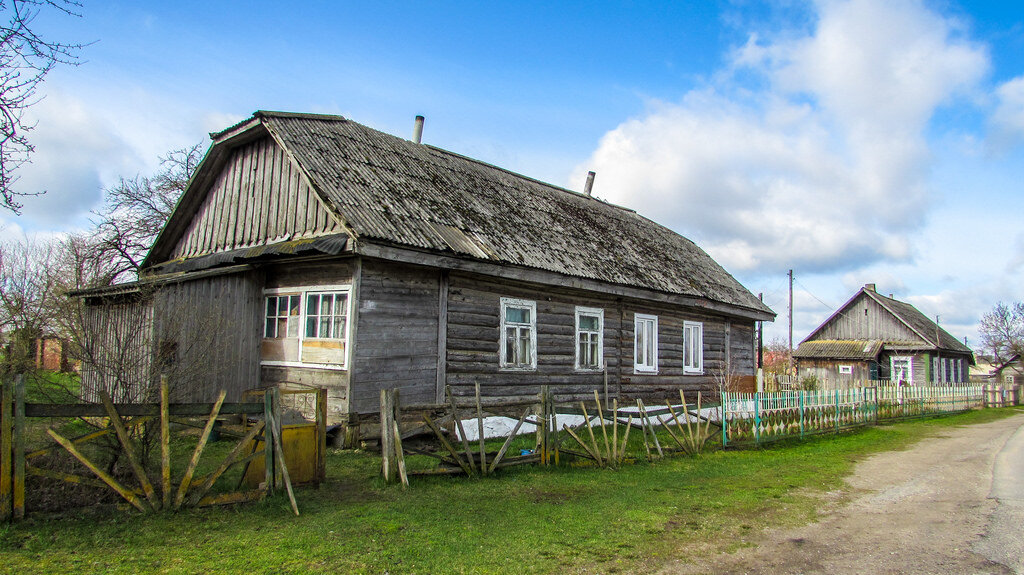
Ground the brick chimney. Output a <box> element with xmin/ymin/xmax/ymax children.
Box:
<box><xmin>864</xmin><ymin>283</ymin><xmax>876</xmax><ymax>292</ymax></box>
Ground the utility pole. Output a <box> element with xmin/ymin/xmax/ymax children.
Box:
<box><xmin>757</xmin><ymin>292</ymin><xmax>764</xmax><ymax>369</ymax></box>
<box><xmin>788</xmin><ymin>269</ymin><xmax>794</xmax><ymax>376</ymax></box>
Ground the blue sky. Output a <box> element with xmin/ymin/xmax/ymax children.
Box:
<box><xmin>11</xmin><ymin>0</ymin><xmax>1024</xmax><ymax>354</ymax></box>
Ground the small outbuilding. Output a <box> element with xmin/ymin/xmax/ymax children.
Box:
<box><xmin>794</xmin><ymin>284</ymin><xmax>974</xmax><ymax>385</ymax></box>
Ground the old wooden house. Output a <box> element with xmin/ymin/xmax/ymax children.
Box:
<box><xmin>993</xmin><ymin>355</ymin><xmax>1023</xmax><ymax>385</ymax></box>
<box><xmin>77</xmin><ymin>111</ymin><xmax>774</xmax><ymax>436</ymax></box>
<box><xmin>794</xmin><ymin>284</ymin><xmax>974</xmax><ymax>384</ymax></box>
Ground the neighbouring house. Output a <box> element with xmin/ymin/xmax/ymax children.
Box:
<box><xmin>74</xmin><ymin>111</ymin><xmax>774</xmax><ymax>438</ymax></box>
<box><xmin>794</xmin><ymin>284</ymin><xmax>974</xmax><ymax>385</ymax></box>
<box><xmin>993</xmin><ymin>355</ymin><xmax>1023</xmax><ymax>385</ymax></box>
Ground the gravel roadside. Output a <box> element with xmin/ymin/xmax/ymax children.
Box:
<box><xmin>661</xmin><ymin>410</ymin><xmax>1024</xmax><ymax>575</ymax></box>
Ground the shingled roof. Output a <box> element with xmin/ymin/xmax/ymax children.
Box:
<box><xmin>867</xmin><ymin>291</ymin><xmax>971</xmax><ymax>353</ymax></box>
<box><xmin>793</xmin><ymin>339</ymin><xmax>885</xmax><ymax>360</ymax></box>
<box><xmin>147</xmin><ymin>111</ymin><xmax>773</xmax><ymax>318</ymax></box>
<box><xmin>801</xmin><ymin>285</ymin><xmax>972</xmax><ymax>355</ymax></box>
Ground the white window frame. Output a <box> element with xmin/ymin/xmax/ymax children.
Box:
<box><xmin>264</xmin><ymin>293</ymin><xmax>301</xmax><ymax>338</ymax></box>
<box><xmin>500</xmin><ymin>297</ymin><xmax>537</xmax><ymax>370</ymax></box>
<box><xmin>575</xmin><ymin>306</ymin><xmax>604</xmax><ymax>371</ymax></box>
<box><xmin>683</xmin><ymin>321</ymin><xmax>703</xmax><ymax>374</ymax></box>
<box><xmin>634</xmin><ymin>313</ymin><xmax>658</xmax><ymax>374</ymax></box>
<box><xmin>838</xmin><ymin>365</ymin><xmax>853</xmax><ymax>375</ymax></box>
<box><xmin>891</xmin><ymin>356</ymin><xmax>913</xmax><ymax>384</ymax></box>
<box><xmin>261</xmin><ymin>285</ymin><xmax>352</xmax><ymax>370</ymax></box>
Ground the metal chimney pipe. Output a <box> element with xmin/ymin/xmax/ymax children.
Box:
<box><xmin>412</xmin><ymin>115</ymin><xmax>424</xmax><ymax>144</ymax></box>
<box><xmin>583</xmin><ymin>171</ymin><xmax>596</xmax><ymax>196</ymax></box>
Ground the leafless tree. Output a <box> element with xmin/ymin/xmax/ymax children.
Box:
<box><xmin>761</xmin><ymin>336</ymin><xmax>791</xmax><ymax>376</ymax></box>
<box><xmin>980</xmin><ymin>302</ymin><xmax>1024</xmax><ymax>364</ymax></box>
<box><xmin>0</xmin><ymin>234</ymin><xmax>59</xmax><ymax>371</ymax></box>
<box><xmin>0</xmin><ymin>0</ymin><xmax>84</xmax><ymax>213</ymax></box>
<box><xmin>92</xmin><ymin>143</ymin><xmax>203</xmax><ymax>282</ymax></box>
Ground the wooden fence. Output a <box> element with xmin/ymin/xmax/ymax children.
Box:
<box><xmin>1</xmin><ymin>378</ymin><xmax>327</xmax><ymax>522</ymax></box>
<box><xmin>720</xmin><ymin>384</ymin><xmax>1001</xmax><ymax>446</ymax></box>
<box><xmin>378</xmin><ymin>385</ymin><xmax>720</xmax><ymax>484</ymax></box>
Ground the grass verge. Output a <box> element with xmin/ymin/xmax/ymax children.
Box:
<box><xmin>1</xmin><ymin>407</ymin><xmax>1021</xmax><ymax>574</ymax></box>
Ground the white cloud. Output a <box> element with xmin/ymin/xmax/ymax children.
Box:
<box><xmin>992</xmin><ymin>76</ymin><xmax>1024</xmax><ymax>147</ymax></box>
<box><xmin>14</xmin><ymin>91</ymin><xmax>139</xmax><ymax>227</ymax></box>
<box><xmin>575</xmin><ymin>0</ymin><xmax>989</xmax><ymax>276</ymax></box>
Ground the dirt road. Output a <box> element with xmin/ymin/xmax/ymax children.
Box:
<box><xmin>664</xmin><ymin>411</ymin><xmax>1024</xmax><ymax>575</ymax></box>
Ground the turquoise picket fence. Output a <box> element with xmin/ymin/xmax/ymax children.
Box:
<box><xmin>721</xmin><ymin>384</ymin><xmax>985</xmax><ymax>447</ymax></box>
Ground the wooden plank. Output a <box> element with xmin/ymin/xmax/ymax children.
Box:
<box><xmin>24</xmin><ymin>402</ymin><xmax>264</xmax><ymax>418</ymax></box>
<box><xmin>100</xmin><ymin>390</ymin><xmax>157</xmax><ymax>508</ymax></box>
<box><xmin>47</xmin><ymin>428</ymin><xmax>148</xmax><ymax>512</ymax></box>
<box><xmin>174</xmin><ymin>390</ymin><xmax>227</xmax><ymax>509</ymax></box>
<box><xmin>189</xmin><ymin>421</ymin><xmax>265</xmax><ymax>507</ymax></box>
<box><xmin>487</xmin><ymin>407</ymin><xmax>530</xmax><ymax>473</ymax></box>
<box><xmin>422</xmin><ymin>414</ymin><xmax>473</xmax><ymax>477</ymax></box>
<box><xmin>26</xmin><ymin>464</ymin><xmax>115</xmax><ymax>490</ymax></box>
<box><xmin>446</xmin><ymin>386</ymin><xmax>476</xmax><ymax>474</ymax></box>
<box><xmin>12</xmin><ymin>377</ymin><xmax>24</xmax><ymax>520</ymax></box>
<box><xmin>392</xmin><ymin>418</ymin><xmax>409</xmax><ymax>488</ymax></box>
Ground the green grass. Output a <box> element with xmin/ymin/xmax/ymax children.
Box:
<box><xmin>1</xmin><ymin>407</ymin><xmax>1020</xmax><ymax>574</ymax></box>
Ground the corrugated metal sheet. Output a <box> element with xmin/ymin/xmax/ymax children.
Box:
<box><xmin>250</xmin><ymin>112</ymin><xmax>772</xmax><ymax>315</ymax></box>
<box><xmin>793</xmin><ymin>340</ymin><xmax>885</xmax><ymax>360</ymax></box>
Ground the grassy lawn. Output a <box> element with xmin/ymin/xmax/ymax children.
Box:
<box><xmin>1</xmin><ymin>407</ymin><xmax>1020</xmax><ymax>574</ymax></box>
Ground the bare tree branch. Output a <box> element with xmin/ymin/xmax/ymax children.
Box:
<box><xmin>979</xmin><ymin>302</ymin><xmax>1024</xmax><ymax>364</ymax></box>
<box><xmin>0</xmin><ymin>0</ymin><xmax>85</xmax><ymax>213</ymax></box>
<box><xmin>92</xmin><ymin>143</ymin><xmax>203</xmax><ymax>283</ymax></box>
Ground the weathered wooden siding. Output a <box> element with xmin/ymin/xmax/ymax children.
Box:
<box><xmin>349</xmin><ymin>259</ymin><xmax>440</xmax><ymax>414</ymax></box>
<box><xmin>813</xmin><ymin>293</ymin><xmax>921</xmax><ymax>342</ymax></box>
<box><xmin>80</xmin><ymin>296</ymin><xmax>155</xmax><ymax>403</ymax></box>
<box><xmin>261</xmin><ymin>259</ymin><xmax>357</xmax><ymax>422</ymax></box>
<box><xmin>152</xmin><ymin>270</ymin><xmax>263</xmax><ymax>402</ymax></box>
<box><xmin>797</xmin><ymin>359</ymin><xmax>874</xmax><ymax>383</ymax></box>
<box><xmin>443</xmin><ymin>272</ymin><xmax>756</xmax><ymax>403</ymax></box>
<box><xmin>171</xmin><ymin>135</ymin><xmax>346</xmax><ymax>259</ymax></box>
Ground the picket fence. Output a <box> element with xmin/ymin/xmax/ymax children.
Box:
<box><xmin>721</xmin><ymin>384</ymin><xmax>986</xmax><ymax>446</ymax></box>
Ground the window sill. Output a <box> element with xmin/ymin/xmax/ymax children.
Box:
<box><xmin>499</xmin><ymin>366</ymin><xmax>537</xmax><ymax>372</ymax></box>
<box><xmin>633</xmin><ymin>368</ymin><xmax>659</xmax><ymax>375</ymax></box>
<box><xmin>260</xmin><ymin>360</ymin><xmax>347</xmax><ymax>372</ymax></box>
<box><xmin>684</xmin><ymin>369</ymin><xmax>704</xmax><ymax>375</ymax></box>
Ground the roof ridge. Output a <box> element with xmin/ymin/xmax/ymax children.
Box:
<box><xmin>422</xmin><ymin>144</ymin><xmax>639</xmax><ymax>215</ymax></box>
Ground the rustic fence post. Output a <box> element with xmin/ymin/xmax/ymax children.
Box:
<box><xmin>316</xmin><ymin>387</ymin><xmax>327</xmax><ymax>483</ymax></box>
<box><xmin>799</xmin><ymin>390</ymin><xmax>805</xmax><ymax>439</ymax></box>
<box><xmin>1</xmin><ymin>377</ymin><xmax>11</xmax><ymax>522</ymax></box>
<box><xmin>380</xmin><ymin>389</ymin><xmax>396</xmax><ymax>484</ymax></box>
<box><xmin>13</xmin><ymin>375</ymin><xmax>25</xmax><ymax>520</ymax></box>
<box><xmin>720</xmin><ymin>392</ymin><xmax>728</xmax><ymax>448</ymax></box>
<box><xmin>160</xmin><ymin>376</ymin><xmax>171</xmax><ymax>509</ymax></box>
<box><xmin>753</xmin><ymin>391</ymin><xmax>761</xmax><ymax>446</ymax></box>
<box><xmin>263</xmin><ymin>388</ymin><xmax>276</xmax><ymax>492</ymax></box>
